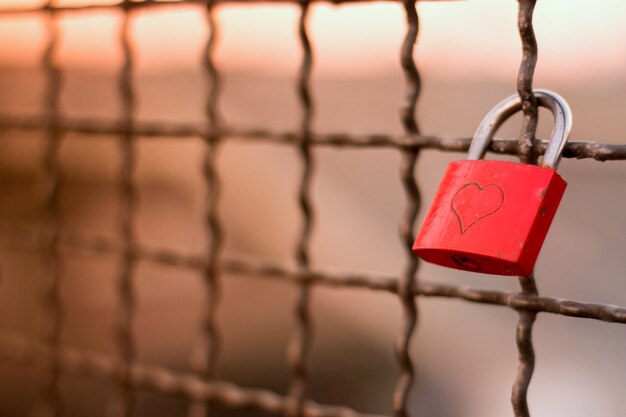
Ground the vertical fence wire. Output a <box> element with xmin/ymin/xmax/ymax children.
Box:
<box><xmin>285</xmin><ymin>2</ymin><xmax>314</xmax><ymax>416</ymax></box>
<box><xmin>111</xmin><ymin>5</ymin><xmax>137</xmax><ymax>417</ymax></box>
<box><xmin>393</xmin><ymin>2</ymin><xmax>421</xmax><ymax>417</ymax></box>
<box><xmin>516</xmin><ymin>0</ymin><xmax>539</xmax><ymax>166</ymax></box>
<box><xmin>512</xmin><ymin>1</ymin><xmax>539</xmax><ymax>417</ymax></box>
<box><xmin>36</xmin><ymin>3</ymin><xmax>64</xmax><ymax>416</ymax></box>
<box><xmin>512</xmin><ymin>275</ymin><xmax>538</xmax><ymax>417</ymax></box>
<box><xmin>188</xmin><ymin>3</ymin><xmax>223</xmax><ymax>417</ymax></box>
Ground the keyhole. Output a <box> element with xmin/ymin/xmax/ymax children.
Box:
<box><xmin>451</xmin><ymin>254</ymin><xmax>481</xmax><ymax>271</ymax></box>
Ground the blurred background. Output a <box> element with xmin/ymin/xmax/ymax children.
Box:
<box><xmin>0</xmin><ymin>0</ymin><xmax>625</xmax><ymax>416</ymax></box>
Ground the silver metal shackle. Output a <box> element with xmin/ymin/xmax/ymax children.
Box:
<box><xmin>467</xmin><ymin>89</ymin><xmax>573</xmax><ymax>169</ymax></box>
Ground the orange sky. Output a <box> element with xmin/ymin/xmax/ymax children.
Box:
<box><xmin>0</xmin><ymin>0</ymin><xmax>625</xmax><ymax>81</ymax></box>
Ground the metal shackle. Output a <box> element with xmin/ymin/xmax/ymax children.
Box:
<box><xmin>467</xmin><ymin>89</ymin><xmax>573</xmax><ymax>169</ymax></box>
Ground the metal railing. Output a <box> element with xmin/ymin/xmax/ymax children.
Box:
<box><xmin>0</xmin><ymin>1</ymin><xmax>625</xmax><ymax>417</ymax></box>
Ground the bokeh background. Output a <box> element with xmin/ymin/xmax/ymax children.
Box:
<box><xmin>0</xmin><ymin>1</ymin><xmax>625</xmax><ymax>416</ymax></box>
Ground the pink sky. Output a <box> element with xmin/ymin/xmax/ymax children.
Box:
<box><xmin>0</xmin><ymin>0</ymin><xmax>625</xmax><ymax>81</ymax></box>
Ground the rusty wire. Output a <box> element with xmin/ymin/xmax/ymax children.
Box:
<box><xmin>512</xmin><ymin>2</ymin><xmax>539</xmax><ymax>416</ymax></box>
<box><xmin>0</xmin><ymin>0</ymin><xmax>443</xmax><ymax>14</ymax></box>
<box><xmin>188</xmin><ymin>3</ymin><xmax>223</xmax><ymax>417</ymax></box>
<box><xmin>1</xmin><ymin>115</ymin><xmax>624</xmax><ymax>160</ymax></box>
<box><xmin>36</xmin><ymin>2</ymin><xmax>63</xmax><ymax>417</ymax></box>
<box><xmin>110</xmin><ymin>5</ymin><xmax>139</xmax><ymax>417</ymax></box>
<box><xmin>2</xmin><ymin>223</ymin><xmax>626</xmax><ymax>324</ymax></box>
<box><xmin>393</xmin><ymin>1</ymin><xmax>420</xmax><ymax>417</ymax></box>
<box><xmin>0</xmin><ymin>333</ymin><xmax>388</xmax><ymax>417</ymax></box>
<box><xmin>0</xmin><ymin>1</ymin><xmax>625</xmax><ymax>417</ymax></box>
<box><xmin>516</xmin><ymin>0</ymin><xmax>539</xmax><ymax>166</ymax></box>
<box><xmin>285</xmin><ymin>2</ymin><xmax>315</xmax><ymax>417</ymax></box>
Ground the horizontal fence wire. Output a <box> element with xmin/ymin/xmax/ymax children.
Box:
<box><xmin>0</xmin><ymin>0</ymin><xmax>447</xmax><ymax>14</ymax></box>
<box><xmin>1</xmin><ymin>223</ymin><xmax>626</xmax><ymax>325</ymax></box>
<box><xmin>0</xmin><ymin>333</ymin><xmax>387</xmax><ymax>417</ymax></box>
<box><xmin>0</xmin><ymin>1</ymin><xmax>625</xmax><ymax>417</ymax></box>
<box><xmin>1</xmin><ymin>115</ymin><xmax>625</xmax><ymax>160</ymax></box>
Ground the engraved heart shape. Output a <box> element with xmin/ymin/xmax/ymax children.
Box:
<box><xmin>451</xmin><ymin>182</ymin><xmax>504</xmax><ymax>234</ymax></box>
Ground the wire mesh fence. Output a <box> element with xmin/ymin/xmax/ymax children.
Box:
<box><xmin>0</xmin><ymin>1</ymin><xmax>625</xmax><ymax>417</ymax></box>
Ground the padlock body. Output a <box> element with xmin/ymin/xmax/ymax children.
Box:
<box><xmin>413</xmin><ymin>160</ymin><xmax>566</xmax><ymax>276</ymax></box>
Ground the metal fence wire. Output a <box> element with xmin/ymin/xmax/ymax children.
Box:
<box><xmin>0</xmin><ymin>1</ymin><xmax>626</xmax><ymax>417</ymax></box>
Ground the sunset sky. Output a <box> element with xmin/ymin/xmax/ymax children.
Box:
<box><xmin>0</xmin><ymin>0</ymin><xmax>624</xmax><ymax>81</ymax></box>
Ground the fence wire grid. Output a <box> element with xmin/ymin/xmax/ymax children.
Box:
<box><xmin>0</xmin><ymin>1</ymin><xmax>625</xmax><ymax>417</ymax></box>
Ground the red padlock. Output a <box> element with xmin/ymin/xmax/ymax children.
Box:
<box><xmin>413</xmin><ymin>89</ymin><xmax>572</xmax><ymax>276</ymax></box>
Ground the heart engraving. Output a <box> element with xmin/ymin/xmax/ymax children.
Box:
<box><xmin>451</xmin><ymin>182</ymin><xmax>504</xmax><ymax>234</ymax></box>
